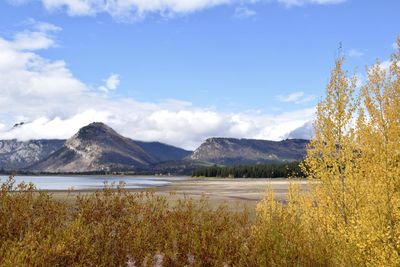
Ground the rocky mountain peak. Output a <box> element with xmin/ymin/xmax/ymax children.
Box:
<box><xmin>75</xmin><ymin>122</ymin><xmax>116</xmax><ymax>140</ymax></box>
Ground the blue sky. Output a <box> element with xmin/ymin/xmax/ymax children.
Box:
<box><xmin>0</xmin><ymin>0</ymin><xmax>399</xmax><ymax>149</ymax></box>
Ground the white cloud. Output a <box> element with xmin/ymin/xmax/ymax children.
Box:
<box><xmin>0</xmin><ymin>22</ymin><xmax>86</xmax><ymax>118</ymax></box>
<box><xmin>277</xmin><ymin>91</ymin><xmax>316</xmax><ymax>104</ymax></box>
<box><xmin>234</xmin><ymin>6</ymin><xmax>256</xmax><ymax>19</ymax></box>
<box><xmin>29</xmin><ymin>19</ymin><xmax>62</xmax><ymax>33</ymax></box>
<box><xmin>278</xmin><ymin>0</ymin><xmax>346</xmax><ymax>7</ymax></box>
<box><xmin>8</xmin><ymin>0</ymin><xmax>347</xmax><ymax>20</ymax></box>
<box><xmin>99</xmin><ymin>74</ymin><xmax>120</xmax><ymax>92</ymax></box>
<box><xmin>0</xmin><ymin>23</ymin><xmax>316</xmax><ymax>149</ymax></box>
<box><xmin>348</xmin><ymin>49</ymin><xmax>363</xmax><ymax>58</ymax></box>
<box><xmin>12</xmin><ymin>19</ymin><xmax>62</xmax><ymax>50</ymax></box>
<box><xmin>286</xmin><ymin>120</ymin><xmax>314</xmax><ymax>139</ymax></box>
<box><xmin>13</xmin><ymin>31</ymin><xmax>56</xmax><ymax>50</ymax></box>
<box><xmin>39</xmin><ymin>0</ymin><xmax>233</xmax><ymax>20</ymax></box>
<box><xmin>278</xmin><ymin>91</ymin><xmax>304</xmax><ymax>102</ymax></box>
<box><xmin>0</xmin><ymin>110</ymin><xmax>111</xmax><ymax>140</ymax></box>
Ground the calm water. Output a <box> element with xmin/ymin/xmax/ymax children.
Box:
<box><xmin>1</xmin><ymin>175</ymin><xmax>187</xmax><ymax>190</ymax></box>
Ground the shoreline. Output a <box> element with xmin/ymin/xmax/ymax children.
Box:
<box><xmin>2</xmin><ymin>175</ymin><xmax>307</xmax><ymax>210</ymax></box>
<box><xmin>43</xmin><ymin>178</ymin><xmax>307</xmax><ymax>211</ymax></box>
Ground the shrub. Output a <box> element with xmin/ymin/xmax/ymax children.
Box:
<box><xmin>0</xmin><ymin>178</ymin><xmax>251</xmax><ymax>266</ymax></box>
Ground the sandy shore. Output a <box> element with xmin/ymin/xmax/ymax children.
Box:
<box><xmin>51</xmin><ymin>177</ymin><xmax>307</xmax><ymax>211</ymax></box>
<box><xmin>154</xmin><ymin>178</ymin><xmax>307</xmax><ymax>208</ymax></box>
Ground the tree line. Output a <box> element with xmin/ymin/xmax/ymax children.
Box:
<box><xmin>192</xmin><ymin>161</ymin><xmax>304</xmax><ymax>178</ymax></box>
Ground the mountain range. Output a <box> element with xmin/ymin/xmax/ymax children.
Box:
<box><xmin>190</xmin><ymin>137</ymin><xmax>308</xmax><ymax>165</ymax></box>
<box><xmin>0</xmin><ymin>122</ymin><xmax>308</xmax><ymax>174</ymax></box>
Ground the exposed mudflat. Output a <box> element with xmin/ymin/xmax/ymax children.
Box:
<box><xmin>153</xmin><ymin>178</ymin><xmax>307</xmax><ymax>208</ymax></box>
<box><xmin>49</xmin><ymin>177</ymin><xmax>308</xmax><ymax>212</ymax></box>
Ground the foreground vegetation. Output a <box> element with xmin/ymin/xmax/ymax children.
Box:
<box><xmin>1</xmin><ymin>39</ymin><xmax>399</xmax><ymax>266</ymax></box>
<box><xmin>0</xmin><ymin>177</ymin><xmax>253</xmax><ymax>266</ymax></box>
<box><xmin>192</xmin><ymin>161</ymin><xmax>303</xmax><ymax>178</ymax></box>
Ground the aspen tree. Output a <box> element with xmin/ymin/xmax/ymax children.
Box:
<box><xmin>300</xmin><ymin>54</ymin><xmax>365</xmax><ymax>265</ymax></box>
<box><xmin>355</xmin><ymin>36</ymin><xmax>400</xmax><ymax>265</ymax></box>
<box><xmin>253</xmin><ymin>54</ymin><xmax>363</xmax><ymax>266</ymax></box>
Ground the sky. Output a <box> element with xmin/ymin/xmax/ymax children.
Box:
<box><xmin>0</xmin><ymin>0</ymin><xmax>399</xmax><ymax>149</ymax></box>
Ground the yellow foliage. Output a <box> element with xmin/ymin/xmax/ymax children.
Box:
<box><xmin>255</xmin><ymin>37</ymin><xmax>400</xmax><ymax>266</ymax></box>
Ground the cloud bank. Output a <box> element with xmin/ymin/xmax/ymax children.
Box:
<box><xmin>0</xmin><ymin>22</ymin><xmax>316</xmax><ymax>149</ymax></box>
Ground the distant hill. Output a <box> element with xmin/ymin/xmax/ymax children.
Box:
<box><xmin>189</xmin><ymin>138</ymin><xmax>308</xmax><ymax>165</ymax></box>
<box><xmin>29</xmin><ymin>122</ymin><xmax>191</xmax><ymax>173</ymax></box>
<box><xmin>0</xmin><ymin>139</ymin><xmax>64</xmax><ymax>170</ymax></box>
<box><xmin>30</xmin><ymin>123</ymin><xmax>153</xmax><ymax>172</ymax></box>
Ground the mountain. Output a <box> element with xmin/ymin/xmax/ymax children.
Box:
<box><xmin>135</xmin><ymin>141</ymin><xmax>191</xmax><ymax>162</ymax></box>
<box><xmin>29</xmin><ymin>122</ymin><xmax>191</xmax><ymax>173</ymax></box>
<box><xmin>0</xmin><ymin>139</ymin><xmax>65</xmax><ymax>170</ymax></box>
<box><xmin>30</xmin><ymin>122</ymin><xmax>157</xmax><ymax>172</ymax></box>
<box><xmin>190</xmin><ymin>138</ymin><xmax>308</xmax><ymax>165</ymax></box>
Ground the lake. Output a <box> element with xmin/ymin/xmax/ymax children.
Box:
<box><xmin>0</xmin><ymin>175</ymin><xmax>187</xmax><ymax>190</ymax></box>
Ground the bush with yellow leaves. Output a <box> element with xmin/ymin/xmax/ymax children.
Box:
<box><xmin>254</xmin><ymin>38</ymin><xmax>400</xmax><ymax>267</ymax></box>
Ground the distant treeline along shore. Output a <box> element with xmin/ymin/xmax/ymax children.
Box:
<box><xmin>192</xmin><ymin>161</ymin><xmax>304</xmax><ymax>178</ymax></box>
